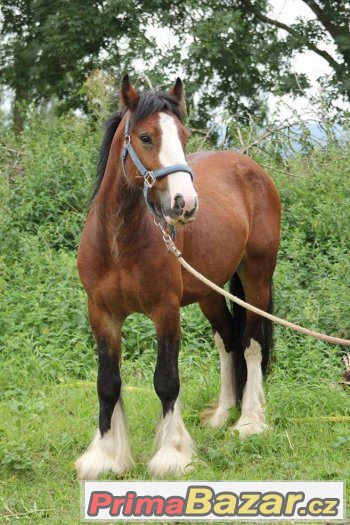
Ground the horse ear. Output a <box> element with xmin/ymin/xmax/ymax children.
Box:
<box><xmin>120</xmin><ymin>74</ymin><xmax>139</xmax><ymax>111</ymax></box>
<box><xmin>168</xmin><ymin>77</ymin><xmax>187</xmax><ymax>115</ymax></box>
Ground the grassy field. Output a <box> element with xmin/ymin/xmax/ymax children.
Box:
<box><xmin>1</xmin><ymin>346</ymin><xmax>350</xmax><ymax>524</ymax></box>
<box><xmin>1</xmin><ymin>114</ymin><xmax>350</xmax><ymax>524</ymax></box>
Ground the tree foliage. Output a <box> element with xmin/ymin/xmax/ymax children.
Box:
<box><xmin>154</xmin><ymin>0</ymin><xmax>350</xmax><ymax>124</ymax></box>
<box><xmin>0</xmin><ymin>0</ymin><xmax>155</xmax><ymax>129</ymax></box>
<box><xmin>245</xmin><ymin>1</ymin><xmax>350</xmax><ymax>97</ymax></box>
<box><xmin>1</xmin><ymin>0</ymin><xmax>349</xmax><ymax>129</ymax></box>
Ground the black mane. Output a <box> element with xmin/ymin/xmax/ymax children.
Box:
<box><xmin>93</xmin><ymin>111</ymin><xmax>124</xmax><ymax>199</ymax></box>
<box><xmin>92</xmin><ymin>90</ymin><xmax>183</xmax><ymax>199</ymax></box>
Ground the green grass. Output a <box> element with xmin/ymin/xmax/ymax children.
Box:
<box><xmin>1</xmin><ymin>339</ymin><xmax>350</xmax><ymax>524</ymax></box>
<box><xmin>1</xmin><ymin>113</ymin><xmax>350</xmax><ymax>523</ymax></box>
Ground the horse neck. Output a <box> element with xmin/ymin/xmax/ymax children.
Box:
<box><xmin>95</xmin><ymin>134</ymin><xmax>150</xmax><ymax>253</ymax></box>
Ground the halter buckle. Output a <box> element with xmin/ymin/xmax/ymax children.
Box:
<box><xmin>144</xmin><ymin>171</ymin><xmax>156</xmax><ymax>188</ymax></box>
<box><xmin>124</xmin><ymin>134</ymin><xmax>131</xmax><ymax>145</ymax></box>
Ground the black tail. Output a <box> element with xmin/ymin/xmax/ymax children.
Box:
<box><xmin>229</xmin><ymin>273</ymin><xmax>274</xmax><ymax>405</ymax></box>
<box><xmin>262</xmin><ymin>290</ymin><xmax>274</xmax><ymax>375</ymax></box>
<box><xmin>229</xmin><ymin>273</ymin><xmax>246</xmax><ymax>405</ymax></box>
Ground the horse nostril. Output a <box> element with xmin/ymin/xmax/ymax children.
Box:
<box><xmin>174</xmin><ymin>193</ymin><xmax>185</xmax><ymax>211</ymax></box>
<box><xmin>169</xmin><ymin>193</ymin><xmax>185</xmax><ymax>218</ymax></box>
<box><xmin>184</xmin><ymin>198</ymin><xmax>198</xmax><ymax>219</ymax></box>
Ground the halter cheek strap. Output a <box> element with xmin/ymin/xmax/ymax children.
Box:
<box><xmin>121</xmin><ymin>113</ymin><xmax>194</xmax><ymax>216</ymax></box>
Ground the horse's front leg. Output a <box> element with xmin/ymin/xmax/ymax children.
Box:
<box><xmin>75</xmin><ymin>302</ymin><xmax>133</xmax><ymax>479</ymax></box>
<box><xmin>149</xmin><ymin>301</ymin><xmax>195</xmax><ymax>477</ymax></box>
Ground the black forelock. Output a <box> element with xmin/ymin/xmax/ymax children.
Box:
<box><xmin>133</xmin><ymin>90</ymin><xmax>183</xmax><ymax>125</ymax></box>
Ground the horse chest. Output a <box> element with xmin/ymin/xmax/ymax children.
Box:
<box><xmin>93</xmin><ymin>262</ymin><xmax>175</xmax><ymax>316</ymax></box>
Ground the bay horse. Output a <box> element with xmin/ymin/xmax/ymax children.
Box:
<box><xmin>75</xmin><ymin>74</ymin><xmax>281</xmax><ymax>479</ymax></box>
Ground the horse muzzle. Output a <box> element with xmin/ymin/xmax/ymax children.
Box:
<box><xmin>163</xmin><ymin>192</ymin><xmax>198</xmax><ymax>225</ymax></box>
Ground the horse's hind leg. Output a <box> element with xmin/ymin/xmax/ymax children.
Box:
<box><xmin>75</xmin><ymin>302</ymin><xmax>133</xmax><ymax>479</ymax></box>
<box><xmin>231</xmin><ymin>259</ymin><xmax>274</xmax><ymax>439</ymax></box>
<box><xmin>199</xmin><ymin>294</ymin><xmax>236</xmax><ymax>427</ymax></box>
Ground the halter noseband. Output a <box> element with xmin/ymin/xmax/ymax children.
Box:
<box><xmin>121</xmin><ymin>112</ymin><xmax>194</xmax><ymax>216</ymax></box>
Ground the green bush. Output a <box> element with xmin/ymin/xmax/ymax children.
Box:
<box><xmin>5</xmin><ymin>115</ymin><xmax>99</xmax><ymax>251</ymax></box>
<box><xmin>1</xmin><ymin>112</ymin><xmax>349</xmax><ymax>392</ymax></box>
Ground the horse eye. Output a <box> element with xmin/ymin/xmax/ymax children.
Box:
<box><xmin>139</xmin><ymin>135</ymin><xmax>152</xmax><ymax>145</ymax></box>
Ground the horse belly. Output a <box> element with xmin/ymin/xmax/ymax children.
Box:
<box><xmin>178</xmin><ymin>154</ymin><xmax>255</xmax><ymax>306</ymax></box>
<box><xmin>180</xmin><ymin>213</ymin><xmax>248</xmax><ymax>306</ymax></box>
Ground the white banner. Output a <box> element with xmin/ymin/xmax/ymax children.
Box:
<box><xmin>82</xmin><ymin>481</ymin><xmax>344</xmax><ymax>521</ymax></box>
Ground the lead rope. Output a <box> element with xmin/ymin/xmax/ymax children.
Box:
<box><xmin>154</xmin><ymin>219</ymin><xmax>350</xmax><ymax>347</ymax></box>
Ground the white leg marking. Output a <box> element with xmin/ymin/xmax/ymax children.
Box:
<box><xmin>232</xmin><ymin>338</ymin><xmax>268</xmax><ymax>438</ymax></box>
<box><xmin>149</xmin><ymin>400</ymin><xmax>195</xmax><ymax>477</ymax></box>
<box><xmin>202</xmin><ymin>333</ymin><xmax>236</xmax><ymax>427</ymax></box>
<box><xmin>158</xmin><ymin>112</ymin><xmax>197</xmax><ymax>214</ymax></box>
<box><xmin>75</xmin><ymin>399</ymin><xmax>133</xmax><ymax>479</ymax></box>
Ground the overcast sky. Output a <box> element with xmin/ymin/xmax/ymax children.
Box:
<box><xmin>270</xmin><ymin>0</ymin><xmax>335</xmax><ymax>85</ymax></box>
<box><xmin>268</xmin><ymin>0</ymin><xmax>339</xmax><ymax>117</ymax></box>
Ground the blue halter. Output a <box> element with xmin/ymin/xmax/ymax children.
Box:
<box><xmin>121</xmin><ymin>113</ymin><xmax>194</xmax><ymax>217</ymax></box>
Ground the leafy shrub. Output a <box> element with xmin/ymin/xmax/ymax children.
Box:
<box><xmin>0</xmin><ymin>112</ymin><xmax>349</xmax><ymax>393</ymax></box>
<box><xmin>5</xmin><ymin>114</ymin><xmax>99</xmax><ymax>251</ymax></box>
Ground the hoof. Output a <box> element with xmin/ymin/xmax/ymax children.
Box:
<box><xmin>231</xmin><ymin>416</ymin><xmax>268</xmax><ymax>439</ymax></box>
<box><xmin>75</xmin><ymin>400</ymin><xmax>133</xmax><ymax>480</ymax></box>
<box><xmin>149</xmin><ymin>400</ymin><xmax>195</xmax><ymax>478</ymax></box>
<box><xmin>75</xmin><ymin>431</ymin><xmax>133</xmax><ymax>480</ymax></box>
<box><xmin>149</xmin><ymin>446</ymin><xmax>193</xmax><ymax>478</ymax></box>
<box><xmin>201</xmin><ymin>403</ymin><xmax>230</xmax><ymax>428</ymax></box>
<box><xmin>75</xmin><ymin>451</ymin><xmax>131</xmax><ymax>480</ymax></box>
